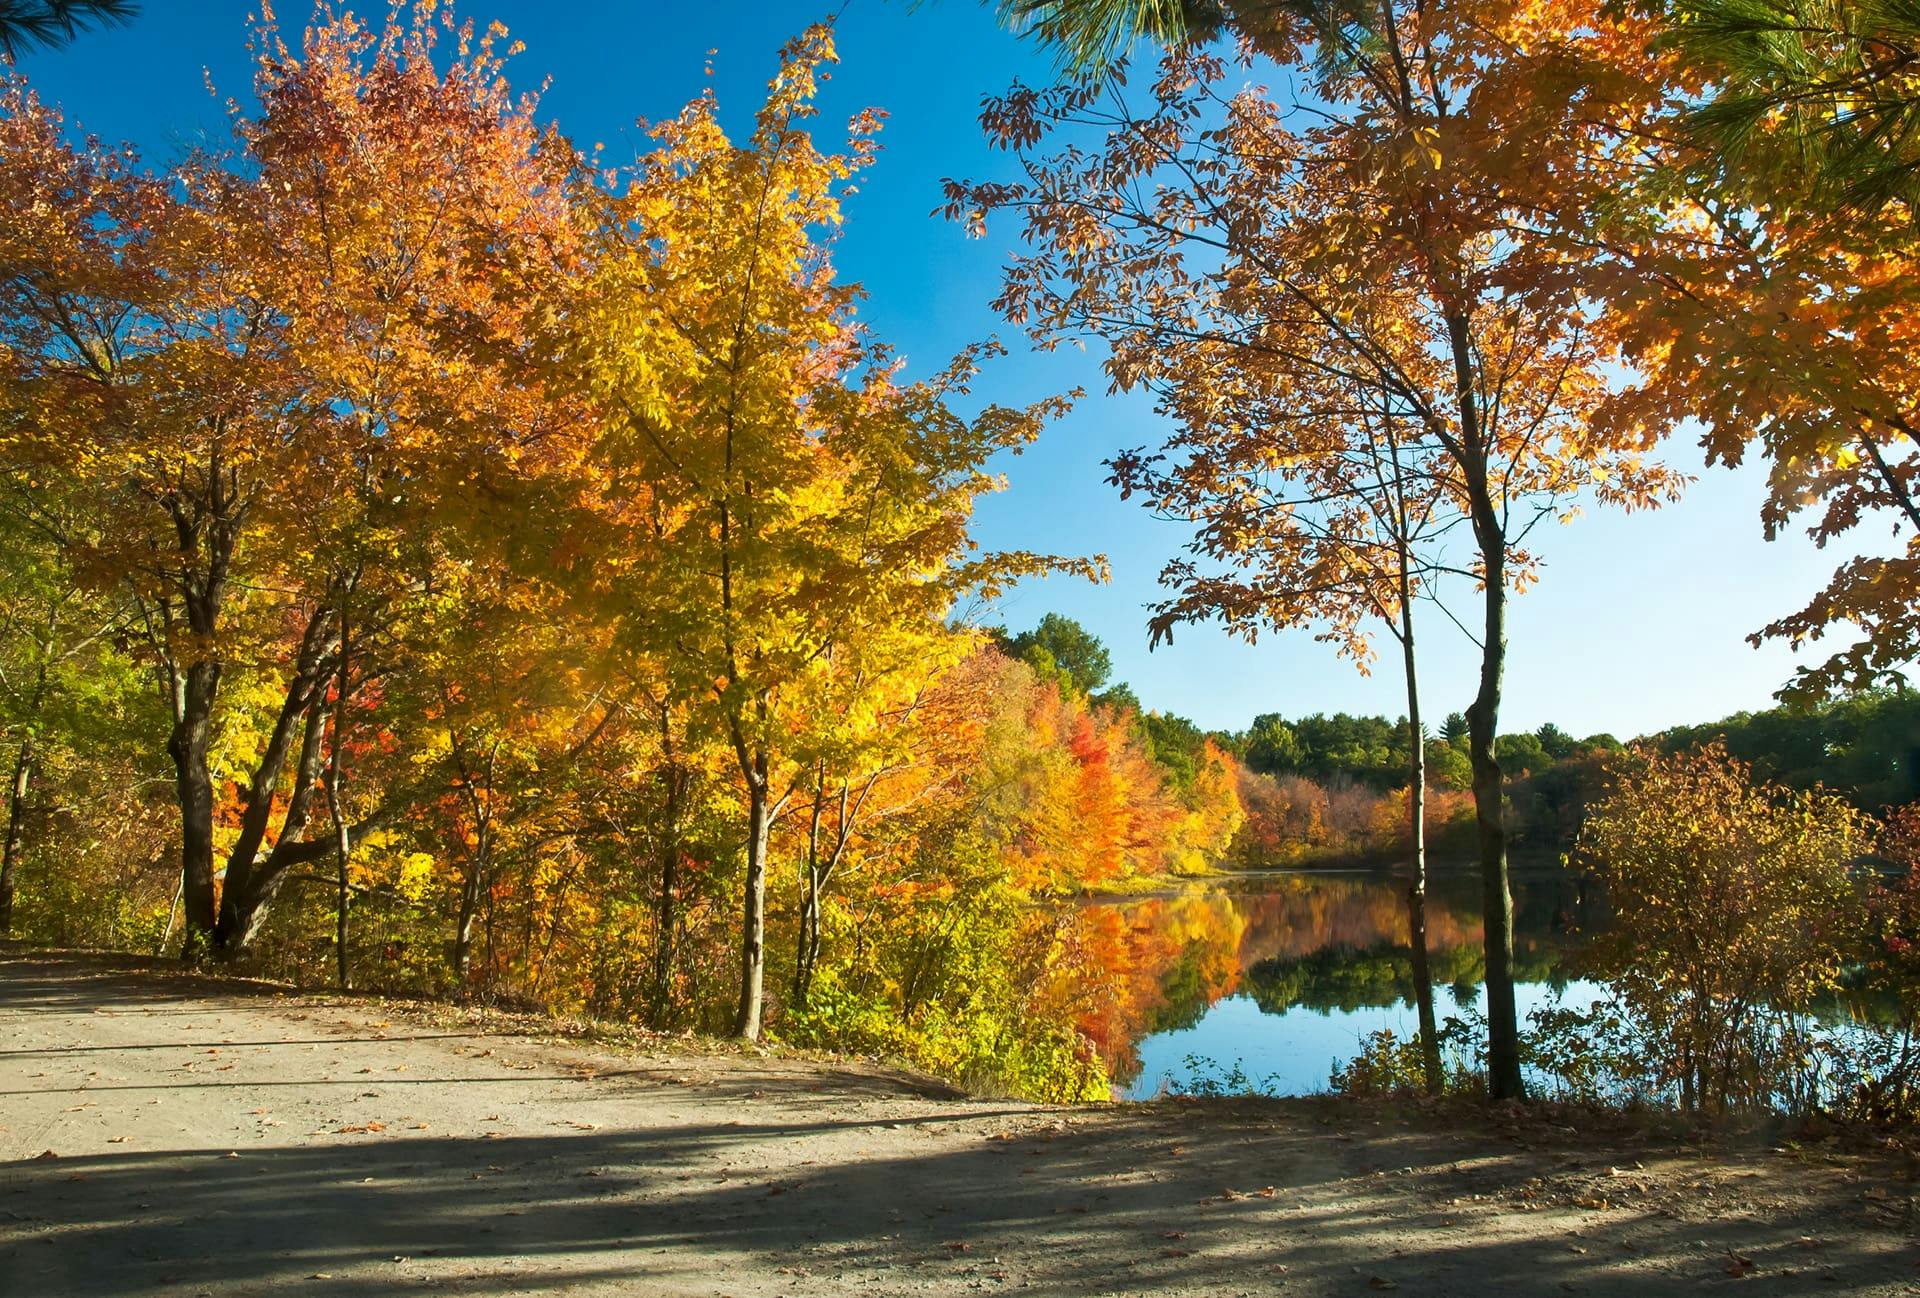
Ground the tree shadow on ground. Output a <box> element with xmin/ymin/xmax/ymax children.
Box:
<box><xmin>3</xmin><ymin>943</ymin><xmax>1913</xmax><ymax>1296</ymax></box>
<box><xmin>3</xmin><ymin>1111</ymin><xmax>1909</xmax><ymax>1297</ymax></box>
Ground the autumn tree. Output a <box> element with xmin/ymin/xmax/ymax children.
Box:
<box><xmin>229</xmin><ymin>4</ymin><xmax>585</xmax><ymax>961</ymax></box>
<box><xmin>955</xmin><ymin>7</ymin><xmax>1683</xmax><ymax>1097</ymax></box>
<box><xmin>1580</xmin><ymin>0</ymin><xmax>1920</xmax><ymax>701</ymax></box>
<box><xmin>1105</xmin><ymin>350</ymin><xmax>1462</xmax><ymax>1087</ymax></box>
<box><xmin>786</xmin><ymin>636</ymin><xmax>987</xmax><ymax>1010</ymax></box>
<box><xmin>0</xmin><ymin>6</ymin><xmax>581</xmax><ymax>956</ymax></box>
<box><xmin>573</xmin><ymin>24</ymin><xmax>1091</xmax><ymax>1039</ymax></box>
<box><xmin>398</xmin><ymin>582</ymin><xmax>625</xmax><ymax>991</ymax></box>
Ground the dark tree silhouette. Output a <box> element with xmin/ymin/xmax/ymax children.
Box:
<box><xmin>0</xmin><ymin>0</ymin><xmax>135</xmax><ymax>57</ymax></box>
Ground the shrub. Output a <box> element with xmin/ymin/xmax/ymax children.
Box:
<box><xmin>1574</xmin><ymin>744</ymin><xmax>1871</xmax><ymax>1115</ymax></box>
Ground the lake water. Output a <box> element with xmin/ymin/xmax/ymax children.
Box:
<box><xmin>1078</xmin><ymin>867</ymin><xmax>1602</xmax><ymax>1099</ymax></box>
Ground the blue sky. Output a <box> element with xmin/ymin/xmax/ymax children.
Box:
<box><xmin>14</xmin><ymin>0</ymin><xmax>1883</xmax><ymax>738</ymax></box>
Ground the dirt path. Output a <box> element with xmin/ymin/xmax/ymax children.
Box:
<box><xmin>1</xmin><ymin>946</ymin><xmax>1915</xmax><ymax>1297</ymax></box>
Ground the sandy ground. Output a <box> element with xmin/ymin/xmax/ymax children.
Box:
<box><xmin>1</xmin><ymin>946</ymin><xmax>1917</xmax><ymax>1297</ymax></box>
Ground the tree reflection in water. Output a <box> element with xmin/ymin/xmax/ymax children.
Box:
<box><xmin>1049</xmin><ymin>870</ymin><xmax>1599</xmax><ymax>1095</ymax></box>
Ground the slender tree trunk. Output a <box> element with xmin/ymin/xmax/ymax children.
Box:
<box><xmin>1397</xmin><ymin>573</ymin><xmax>1442</xmax><ymax>1095</ymax></box>
<box><xmin>2</xmin><ymin>640</ymin><xmax>57</xmax><ymax>937</ymax></box>
<box><xmin>734</xmin><ymin>753</ymin><xmax>771</xmax><ymax>1040</ymax></box>
<box><xmin>650</xmin><ymin>737</ymin><xmax>685</xmax><ymax>1025</ymax></box>
<box><xmin>1447</xmin><ymin>310</ymin><xmax>1525</xmax><ymax>1102</ymax></box>
<box><xmin>453</xmin><ymin>837</ymin><xmax>488</xmax><ymax>990</ymax></box>
<box><xmin>0</xmin><ymin>734</ymin><xmax>32</xmax><ymax>936</ymax></box>
<box><xmin>651</xmin><ymin>827</ymin><xmax>680</xmax><ymax>1021</ymax></box>
<box><xmin>449</xmin><ymin>736</ymin><xmax>499</xmax><ymax>994</ymax></box>
<box><xmin>793</xmin><ymin>767</ymin><xmax>827</xmax><ymax>1011</ymax></box>
<box><xmin>169</xmin><ymin>659</ymin><xmax>222</xmax><ymax>959</ymax></box>
<box><xmin>330</xmin><ymin>806</ymin><xmax>351</xmax><ymax>990</ymax></box>
<box><xmin>795</xmin><ymin>886</ymin><xmax>824</xmax><ymax>1010</ymax></box>
<box><xmin>453</xmin><ymin>879</ymin><xmax>478</xmax><ymax>986</ymax></box>
<box><xmin>155</xmin><ymin>868</ymin><xmax>183</xmax><ymax>956</ymax></box>
<box><xmin>324</xmin><ymin>604</ymin><xmax>353</xmax><ymax>992</ymax></box>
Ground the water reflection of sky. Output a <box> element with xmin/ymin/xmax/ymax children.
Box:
<box><xmin>1124</xmin><ymin>978</ymin><xmax>1611</xmax><ymax>1099</ymax></box>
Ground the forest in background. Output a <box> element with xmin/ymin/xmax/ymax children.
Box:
<box><xmin>998</xmin><ymin>611</ymin><xmax>1920</xmax><ymax>870</ymax></box>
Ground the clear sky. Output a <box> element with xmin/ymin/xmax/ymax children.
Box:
<box><xmin>14</xmin><ymin>0</ymin><xmax>1888</xmax><ymax>739</ymax></box>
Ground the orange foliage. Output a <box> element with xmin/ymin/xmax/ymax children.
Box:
<box><xmin>988</xmin><ymin>661</ymin><xmax>1239</xmax><ymax>892</ymax></box>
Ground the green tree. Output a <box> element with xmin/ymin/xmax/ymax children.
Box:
<box><xmin>1134</xmin><ymin>708</ymin><xmax>1205</xmax><ymax>788</ymax></box>
<box><xmin>1534</xmin><ymin>722</ymin><xmax>1577</xmax><ymax>761</ymax></box>
<box><xmin>1243</xmin><ymin>714</ymin><xmax>1301</xmax><ymax>776</ymax></box>
<box><xmin>0</xmin><ymin>487</ymin><xmax>140</xmax><ymax>934</ymax></box>
<box><xmin>1495</xmin><ymin>733</ymin><xmax>1551</xmax><ymax>779</ymax></box>
<box><xmin>1004</xmin><ymin>613</ymin><xmax>1113</xmax><ymax>695</ymax></box>
<box><xmin>1659</xmin><ymin>691</ymin><xmax>1920</xmax><ymax>808</ymax></box>
<box><xmin>1670</xmin><ymin>0</ymin><xmax>1920</xmax><ymax>215</ymax></box>
<box><xmin>1424</xmin><ymin>738</ymin><xmax>1473</xmax><ymax>792</ymax></box>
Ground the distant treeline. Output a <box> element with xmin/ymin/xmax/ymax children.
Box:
<box><xmin>990</xmin><ymin>617</ymin><xmax>1919</xmax><ymax>869</ymax></box>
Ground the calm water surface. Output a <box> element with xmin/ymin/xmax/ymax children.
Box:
<box><xmin>1080</xmin><ymin>868</ymin><xmax>1601</xmax><ymax>1099</ymax></box>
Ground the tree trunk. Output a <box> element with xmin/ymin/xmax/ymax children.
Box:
<box><xmin>650</xmin><ymin>704</ymin><xmax>686</xmax><ymax>1025</ymax></box>
<box><xmin>794</xmin><ymin>886</ymin><xmax>824</xmax><ymax>1010</ymax></box>
<box><xmin>651</xmin><ymin>832</ymin><xmax>680</xmax><ymax>1022</ymax></box>
<box><xmin>0</xmin><ymin>734</ymin><xmax>31</xmax><ymax>935</ymax></box>
<box><xmin>325</xmin><ymin>605</ymin><xmax>353</xmax><ymax>992</ymax></box>
<box><xmin>733</xmin><ymin>755</ymin><xmax>771</xmax><ymax>1040</ymax></box>
<box><xmin>1446</xmin><ymin>310</ymin><xmax>1525</xmax><ymax>1102</ymax></box>
<box><xmin>168</xmin><ymin>659</ymin><xmax>222</xmax><ymax>958</ymax></box>
<box><xmin>1398</xmin><ymin>587</ymin><xmax>1442</xmax><ymax>1095</ymax></box>
<box><xmin>214</xmin><ymin>693</ymin><xmax>328</xmax><ymax>955</ymax></box>
<box><xmin>155</xmin><ymin>869</ymin><xmax>184</xmax><ymax>956</ymax></box>
<box><xmin>215</xmin><ymin>607</ymin><xmax>333</xmax><ymax>953</ymax></box>
<box><xmin>1467</xmin><ymin>543</ymin><xmax>1522</xmax><ymax>1100</ymax></box>
<box><xmin>452</xmin><ymin>838</ymin><xmax>488</xmax><ymax>990</ymax></box>
<box><xmin>793</xmin><ymin>769</ymin><xmax>827</xmax><ymax>1011</ymax></box>
<box><xmin>651</xmin><ymin>772</ymin><xmax>684</xmax><ymax>1025</ymax></box>
<box><xmin>331</xmin><ymin>805</ymin><xmax>351</xmax><ymax>990</ymax></box>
